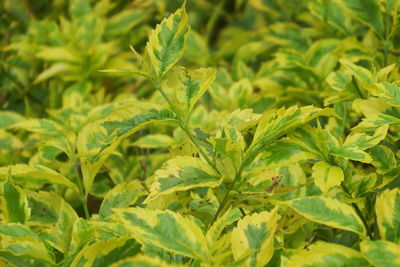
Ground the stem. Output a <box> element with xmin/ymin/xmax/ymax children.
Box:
<box><xmin>71</xmin><ymin>142</ymin><xmax>89</xmax><ymax>219</ymax></box>
<box><xmin>341</xmin><ymin>183</ymin><xmax>373</xmax><ymax>239</ymax></box>
<box><xmin>152</xmin><ymin>80</ymin><xmax>220</xmax><ymax>175</ymax></box>
<box><xmin>208</xmin><ymin>164</ymin><xmax>244</xmax><ymax>227</ymax></box>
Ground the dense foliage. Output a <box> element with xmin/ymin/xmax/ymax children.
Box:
<box><xmin>1</xmin><ymin>0</ymin><xmax>400</xmax><ymax>266</ymax></box>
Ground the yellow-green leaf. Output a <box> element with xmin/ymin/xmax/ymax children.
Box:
<box><xmin>0</xmin><ymin>223</ymin><xmax>54</xmax><ymax>265</ymax></box>
<box><xmin>144</xmin><ymin>156</ymin><xmax>221</xmax><ymax>204</ymax></box>
<box><xmin>132</xmin><ymin>134</ymin><xmax>175</xmax><ymax>148</ymax></box>
<box><xmin>280</xmin><ymin>196</ymin><xmax>367</xmax><ymax>236</ymax></box>
<box><xmin>109</xmin><ymin>254</ymin><xmax>178</xmax><ymax>267</ymax></box>
<box><xmin>99</xmin><ymin>180</ymin><xmax>143</xmax><ymax>219</ymax></box>
<box><xmin>231</xmin><ymin>207</ymin><xmax>280</xmax><ymax>267</ymax></box>
<box><xmin>0</xmin><ymin>111</ymin><xmax>24</xmax><ymax>128</ymax></box>
<box><xmin>145</xmin><ymin>2</ymin><xmax>189</xmax><ymax>79</ymax></box>
<box><xmin>360</xmin><ymin>240</ymin><xmax>400</xmax><ymax>267</ymax></box>
<box><xmin>312</xmin><ymin>161</ymin><xmax>344</xmax><ymax>192</ymax></box>
<box><xmin>376</xmin><ymin>188</ymin><xmax>400</xmax><ymax>244</ymax></box>
<box><xmin>1</xmin><ymin>168</ymin><xmax>30</xmax><ymax>224</ymax></box>
<box><xmin>0</xmin><ymin>164</ymin><xmax>76</xmax><ymax>189</ymax></box>
<box><xmin>70</xmin><ymin>237</ymin><xmax>141</xmax><ymax>267</ymax></box>
<box><xmin>111</xmin><ymin>207</ymin><xmax>211</xmax><ymax>263</ymax></box>
<box><xmin>284</xmin><ymin>241</ymin><xmax>369</xmax><ymax>267</ymax></box>
<box><xmin>335</xmin><ymin>0</ymin><xmax>384</xmax><ymax>39</ymax></box>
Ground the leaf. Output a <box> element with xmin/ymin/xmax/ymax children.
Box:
<box><xmin>247</xmin><ymin>106</ymin><xmax>335</xmax><ymax>163</ymax></box>
<box><xmin>1</xmin><ymin>168</ymin><xmax>30</xmax><ymax>224</ymax></box>
<box><xmin>371</xmin><ymin>82</ymin><xmax>400</xmax><ymax>106</ymax></box>
<box><xmin>206</xmin><ymin>207</ymin><xmax>242</xmax><ymax>244</ymax></box>
<box><xmin>0</xmin><ymin>164</ymin><xmax>77</xmax><ymax>189</ymax></box>
<box><xmin>164</xmin><ymin>67</ymin><xmax>216</xmax><ymax>117</ymax></box>
<box><xmin>376</xmin><ymin>188</ymin><xmax>400</xmax><ymax>244</ymax></box>
<box><xmin>360</xmin><ymin>240</ymin><xmax>400</xmax><ymax>267</ymax></box>
<box><xmin>335</xmin><ymin>0</ymin><xmax>384</xmax><ymax>38</ymax></box>
<box><xmin>339</xmin><ymin>58</ymin><xmax>374</xmax><ymax>84</ymax></box>
<box><xmin>312</xmin><ymin>161</ymin><xmax>344</xmax><ymax>192</ymax></box>
<box><xmin>112</xmin><ymin>207</ymin><xmax>211</xmax><ymax>263</ymax></box>
<box><xmin>231</xmin><ymin>207</ymin><xmax>280</xmax><ymax>267</ymax></box>
<box><xmin>10</xmin><ymin>119</ymin><xmax>64</xmax><ymax>135</ymax></box>
<box><xmin>132</xmin><ymin>134</ymin><xmax>175</xmax><ymax>148</ymax></box>
<box><xmin>0</xmin><ymin>111</ymin><xmax>25</xmax><ymax>128</ymax></box>
<box><xmin>99</xmin><ymin>180</ymin><xmax>143</xmax><ymax>219</ymax></box>
<box><xmin>0</xmin><ymin>223</ymin><xmax>54</xmax><ymax>264</ymax></box>
<box><xmin>260</xmin><ymin>140</ymin><xmax>313</xmax><ymax>169</ymax></box>
<box><xmin>27</xmin><ymin>191</ymin><xmax>79</xmax><ymax>253</ymax></box>
<box><xmin>331</xmin><ymin>124</ymin><xmax>388</xmax><ymax>163</ymax></box>
<box><xmin>280</xmin><ymin>197</ymin><xmax>367</xmax><ymax>236</ymax></box>
<box><xmin>145</xmin><ymin>2</ymin><xmax>189</xmax><ymax>79</ymax></box>
<box><xmin>326</xmin><ymin>71</ymin><xmax>352</xmax><ymax>91</ymax></box>
<box><xmin>78</xmin><ymin>104</ymin><xmax>175</xmax><ymax>195</ymax></box>
<box><xmin>144</xmin><ymin>156</ymin><xmax>221</xmax><ymax>204</ymax></box>
<box><xmin>70</xmin><ymin>237</ymin><xmax>141</xmax><ymax>267</ymax></box>
<box><xmin>109</xmin><ymin>254</ymin><xmax>178</xmax><ymax>267</ymax></box>
<box><xmin>284</xmin><ymin>241</ymin><xmax>369</xmax><ymax>267</ymax></box>
<box><xmin>34</xmin><ymin>63</ymin><xmax>70</xmax><ymax>84</ymax></box>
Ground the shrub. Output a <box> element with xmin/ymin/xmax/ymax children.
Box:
<box><xmin>1</xmin><ymin>0</ymin><xmax>400</xmax><ymax>266</ymax></box>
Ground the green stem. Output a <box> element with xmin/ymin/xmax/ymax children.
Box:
<box><xmin>71</xmin><ymin>142</ymin><xmax>89</xmax><ymax>219</ymax></box>
<box><xmin>153</xmin><ymin>80</ymin><xmax>220</xmax><ymax>175</ymax></box>
<box><xmin>341</xmin><ymin>183</ymin><xmax>373</xmax><ymax>239</ymax></box>
<box><xmin>208</xmin><ymin>164</ymin><xmax>244</xmax><ymax>227</ymax></box>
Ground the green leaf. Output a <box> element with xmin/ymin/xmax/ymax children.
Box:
<box><xmin>331</xmin><ymin>125</ymin><xmax>388</xmax><ymax>163</ymax></box>
<box><xmin>132</xmin><ymin>134</ymin><xmax>175</xmax><ymax>148</ymax></box>
<box><xmin>112</xmin><ymin>207</ymin><xmax>211</xmax><ymax>263</ymax></box>
<box><xmin>0</xmin><ymin>223</ymin><xmax>54</xmax><ymax>264</ymax></box>
<box><xmin>144</xmin><ymin>156</ymin><xmax>221</xmax><ymax>204</ymax></box>
<box><xmin>27</xmin><ymin>191</ymin><xmax>79</xmax><ymax>253</ymax></box>
<box><xmin>164</xmin><ymin>67</ymin><xmax>216</xmax><ymax>117</ymax></box>
<box><xmin>231</xmin><ymin>208</ymin><xmax>280</xmax><ymax>267</ymax></box>
<box><xmin>335</xmin><ymin>0</ymin><xmax>384</xmax><ymax>38</ymax></box>
<box><xmin>1</xmin><ymin>168</ymin><xmax>30</xmax><ymax>224</ymax></box>
<box><xmin>0</xmin><ymin>111</ymin><xmax>25</xmax><ymax>128</ymax></box>
<box><xmin>247</xmin><ymin>106</ymin><xmax>335</xmax><ymax>163</ymax></box>
<box><xmin>339</xmin><ymin>58</ymin><xmax>374</xmax><ymax>84</ymax></box>
<box><xmin>376</xmin><ymin>188</ymin><xmax>400</xmax><ymax>244</ymax></box>
<box><xmin>206</xmin><ymin>207</ymin><xmax>242</xmax><ymax>244</ymax></box>
<box><xmin>0</xmin><ymin>164</ymin><xmax>77</xmax><ymax>189</ymax></box>
<box><xmin>109</xmin><ymin>254</ymin><xmax>178</xmax><ymax>267</ymax></box>
<box><xmin>280</xmin><ymin>197</ymin><xmax>367</xmax><ymax>236</ymax></box>
<box><xmin>312</xmin><ymin>161</ymin><xmax>344</xmax><ymax>192</ymax></box>
<box><xmin>99</xmin><ymin>180</ymin><xmax>143</xmax><ymax>219</ymax></box>
<box><xmin>70</xmin><ymin>237</ymin><xmax>141</xmax><ymax>267</ymax></box>
<box><xmin>10</xmin><ymin>119</ymin><xmax>64</xmax><ymax>135</ymax></box>
<box><xmin>78</xmin><ymin>104</ymin><xmax>175</xmax><ymax>195</ymax></box>
<box><xmin>284</xmin><ymin>241</ymin><xmax>369</xmax><ymax>267</ymax></box>
<box><xmin>360</xmin><ymin>240</ymin><xmax>400</xmax><ymax>267</ymax></box>
<box><xmin>260</xmin><ymin>140</ymin><xmax>313</xmax><ymax>169</ymax></box>
<box><xmin>145</xmin><ymin>2</ymin><xmax>189</xmax><ymax>79</ymax></box>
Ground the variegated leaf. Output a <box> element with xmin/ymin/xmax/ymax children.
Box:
<box><xmin>145</xmin><ymin>2</ymin><xmax>189</xmax><ymax>79</ymax></box>
<box><xmin>99</xmin><ymin>180</ymin><xmax>143</xmax><ymax>219</ymax></box>
<box><xmin>144</xmin><ymin>156</ymin><xmax>221</xmax><ymax>204</ymax></box>
<box><xmin>360</xmin><ymin>240</ymin><xmax>400</xmax><ymax>267</ymax></box>
<box><xmin>231</xmin><ymin>207</ymin><xmax>280</xmax><ymax>267</ymax></box>
<box><xmin>312</xmin><ymin>161</ymin><xmax>344</xmax><ymax>192</ymax></box>
<box><xmin>280</xmin><ymin>197</ymin><xmax>367</xmax><ymax>236</ymax></box>
<box><xmin>376</xmin><ymin>188</ymin><xmax>400</xmax><ymax>244</ymax></box>
<box><xmin>284</xmin><ymin>241</ymin><xmax>369</xmax><ymax>267</ymax></box>
<box><xmin>112</xmin><ymin>207</ymin><xmax>211</xmax><ymax>263</ymax></box>
<box><xmin>1</xmin><ymin>168</ymin><xmax>30</xmax><ymax>224</ymax></box>
<box><xmin>0</xmin><ymin>164</ymin><xmax>77</xmax><ymax>189</ymax></box>
<box><xmin>70</xmin><ymin>237</ymin><xmax>141</xmax><ymax>267</ymax></box>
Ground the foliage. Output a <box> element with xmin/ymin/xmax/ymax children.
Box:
<box><xmin>1</xmin><ymin>0</ymin><xmax>400</xmax><ymax>266</ymax></box>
